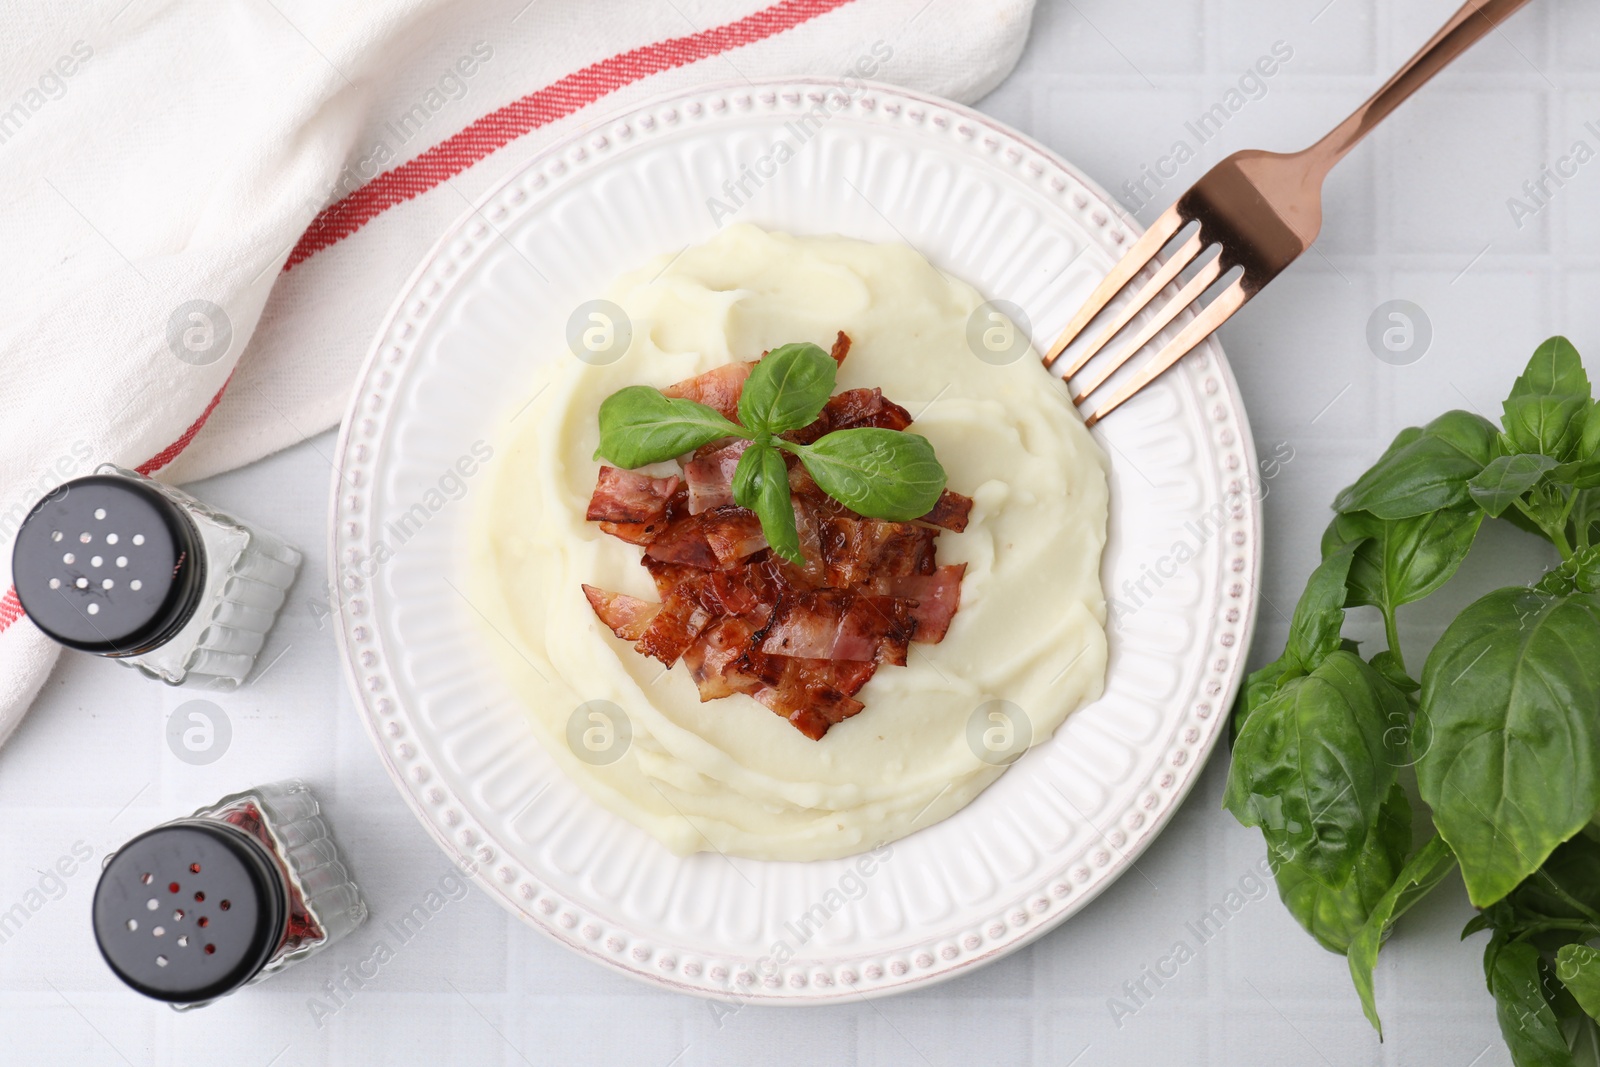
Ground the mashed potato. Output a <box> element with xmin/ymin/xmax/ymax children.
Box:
<box><xmin>470</xmin><ymin>225</ymin><xmax>1108</xmax><ymax>861</ymax></box>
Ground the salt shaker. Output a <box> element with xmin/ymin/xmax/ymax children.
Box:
<box><xmin>10</xmin><ymin>464</ymin><xmax>300</xmax><ymax>686</ymax></box>
<box><xmin>93</xmin><ymin>780</ymin><xmax>367</xmax><ymax>1009</ymax></box>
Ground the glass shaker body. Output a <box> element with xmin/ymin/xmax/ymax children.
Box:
<box><xmin>11</xmin><ymin>464</ymin><xmax>300</xmax><ymax>687</ymax></box>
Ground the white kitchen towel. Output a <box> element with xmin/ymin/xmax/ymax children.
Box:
<box><xmin>0</xmin><ymin>0</ymin><xmax>1036</xmax><ymax>745</ymax></box>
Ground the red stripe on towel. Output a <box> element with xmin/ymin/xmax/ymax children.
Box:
<box><xmin>284</xmin><ymin>0</ymin><xmax>854</xmax><ymax>270</ymax></box>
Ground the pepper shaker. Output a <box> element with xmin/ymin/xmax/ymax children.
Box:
<box><xmin>10</xmin><ymin>464</ymin><xmax>301</xmax><ymax>686</ymax></box>
<box><xmin>93</xmin><ymin>780</ymin><xmax>366</xmax><ymax>1009</ymax></box>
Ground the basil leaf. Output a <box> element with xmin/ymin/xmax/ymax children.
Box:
<box><xmin>1224</xmin><ymin>651</ymin><xmax>1403</xmax><ymax>889</ymax></box>
<box><xmin>732</xmin><ymin>443</ymin><xmax>801</xmax><ymax>565</ymax></box>
<box><xmin>1417</xmin><ymin>587</ymin><xmax>1600</xmax><ymax>907</ymax></box>
<box><xmin>595</xmin><ymin>386</ymin><xmax>747</xmax><ymax>468</ymax></box>
<box><xmin>1558</xmin><ymin>945</ymin><xmax>1600</xmax><ymax>1022</ymax></box>
<box><xmin>1324</xmin><ymin>507</ymin><xmax>1483</xmax><ymax>615</ymax></box>
<box><xmin>1334</xmin><ymin>411</ymin><xmax>1501</xmax><ymax>519</ymax></box>
<box><xmin>1232</xmin><ymin>545</ymin><xmax>1361</xmax><ymax>739</ymax></box>
<box><xmin>1504</xmin><ymin>836</ymin><xmax>1600</xmax><ymax>924</ymax></box>
<box><xmin>1582</xmin><ymin>397</ymin><xmax>1600</xmax><ymax>460</ymax></box>
<box><xmin>1348</xmin><ymin>834</ymin><xmax>1458</xmax><ymax>1035</ymax></box>
<box><xmin>1471</xmin><ymin>454</ymin><xmax>1563</xmax><ymax>518</ymax></box>
<box><xmin>1489</xmin><ymin>941</ymin><xmax>1578</xmax><ymax>1067</ymax></box>
<box><xmin>1518</xmin><ymin>336</ymin><xmax>1592</xmax><ymax>400</ymax></box>
<box><xmin>1334</xmin><ymin>425</ymin><xmax>1423</xmax><ymax>504</ymax></box>
<box><xmin>1369</xmin><ymin>649</ymin><xmax>1420</xmax><ymax>695</ymax></box>
<box><xmin>737</xmin><ymin>342</ymin><xmax>836</xmax><ymax>436</ymax></box>
<box><xmin>1272</xmin><ymin>784</ymin><xmax>1412</xmax><ymax>955</ymax></box>
<box><xmin>783</xmin><ymin>428</ymin><xmax>946</xmax><ymax>521</ymax></box>
<box><xmin>1285</xmin><ymin>541</ymin><xmax>1359</xmax><ymax>672</ymax></box>
<box><xmin>1503</xmin><ymin>336</ymin><xmax>1591</xmax><ymax>463</ymax></box>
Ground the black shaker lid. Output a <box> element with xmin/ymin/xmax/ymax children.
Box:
<box><xmin>11</xmin><ymin>473</ymin><xmax>204</xmax><ymax>655</ymax></box>
<box><xmin>93</xmin><ymin>821</ymin><xmax>286</xmax><ymax>1004</ymax></box>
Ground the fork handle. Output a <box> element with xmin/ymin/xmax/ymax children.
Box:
<box><xmin>1305</xmin><ymin>0</ymin><xmax>1535</xmax><ymax>173</ymax></box>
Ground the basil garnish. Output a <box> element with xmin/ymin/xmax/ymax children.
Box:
<box><xmin>592</xmin><ymin>340</ymin><xmax>949</xmax><ymax>558</ymax></box>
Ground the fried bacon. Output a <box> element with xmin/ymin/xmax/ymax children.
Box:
<box><xmin>869</xmin><ymin>565</ymin><xmax>966</xmax><ymax>643</ymax></box>
<box><xmin>663</xmin><ymin>362</ymin><xmax>753</xmax><ymax>422</ymax></box>
<box><xmin>587</xmin><ymin>467</ymin><xmax>680</xmax><ymax>524</ymax></box>
<box><xmin>682</xmin><ymin>439</ymin><xmax>750</xmax><ymax>515</ymax></box>
<box><xmin>581</xmin><ymin>336</ymin><xmax>969</xmax><ymax>738</ymax></box>
<box><xmin>918</xmin><ymin>489</ymin><xmax>973</xmax><ymax>533</ymax></box>
<box><xmin>829</xmin><ymin>330</ymin><xmax>851</xmax><ymax>365</ymax></box>
<box><xmin>645</xmin><ymin>505</ymin><xmax>768</xmax><ymax>569</ymax></box>
<box><xmin>787</xmin><ymin>387</ymin><xmax>915</xmax><ymax>445</ymax></box>
<box><xmin>582</xmin><ymin>585</ymin><xmax>661</xmax><ymax>641</ymax></box>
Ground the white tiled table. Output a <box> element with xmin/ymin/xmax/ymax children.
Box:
<box><xmin>4</xmin><ymin>1</ymin><xmax>1593</xmax><ymax>1063</ymax></box>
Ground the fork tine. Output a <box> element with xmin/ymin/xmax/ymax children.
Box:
<box><xmin>1043</xmin><ymin>205</ymin><xmax>1185</xmax><ymax>368</ymax></box>
<box><xmin>1069</xmin><ymin>249</ymin><xmax>1222</xmax><ymax>403</ymax></box>
<box><xmin>1057</xmin><ymin>230</ymin><xmax>1207</xmax><ymax>380</ymax></box>
<box><xmin>1082</xmin><ymin>278</ymin><xmax>1250</xmax><ymax>428</ymax></box>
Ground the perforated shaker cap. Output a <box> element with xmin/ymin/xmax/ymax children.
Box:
<box><xmin>11</xmin><ymin>474</ymin><xmax>205</xmax><ymax>655</ymax></box>
<box><xmin>93</xmin><ymin>821</ymin><xmax>286</xmax><ymax>1004</ymax></box>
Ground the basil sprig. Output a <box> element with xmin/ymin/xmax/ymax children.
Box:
<box><xmin>593</xmin><ymin>341</ymin><xmax>947</xmax><ymax>564</ymax></box>
<box><xmin>1227</xmin><ymin>335</ymin><xmax>1600</xmax><ymax>1060</ymax></box>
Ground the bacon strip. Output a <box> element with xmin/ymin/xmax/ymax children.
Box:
<box><xmin>870</xmin><ymin>565</ymin><xmax>966</xmax><ymax>643</ymax></box>
<box><xmin>758</xmin><ymin>590</ymin><xmax>916</xmax><ymax>664</ymax></box>
<box><xmin>645</xmin><ymin>505</ymin><xmax>767</xmax><ymax>570</ymax></box>
<box><xmin>819</xmin><ymin>517</ymin><xmax>936</xmax><ymax>587</ymax></box>
<box><xmin>682</xmin><ymin>439</ymin><xmax>750</xmax><ymax>515</ymax></box>
<box><xmin>828</xmin><ymin>330</ymin><xmax>851</xmax><ymax>366</ymax></box>
<box><xmin>787</xmin><ymin>387</ymin><xmax>914</xmax><ymax>445</ymax></box>
<box><xmin>918</xmin><ymin>489</ymin><xmax>974</xmax><ymax>533</ymax></box>
<box><xmin>662</xmin><ymin>362</ymin><xmax>753</xmax><ymax>422</ymax></box>
<box><xmin>634</xmin><ymin>574</ymin><xmax>717</xmax><ymax>666</ymax></box>
<box><xmin>582</xmin><ymin>585</ymin><xmax>661</xmax><ymax>641</ymax></box>
<box><xmin>587</xmin><ymin>467</ymin><xmax>681</xmax><ymax>524</ymax></box>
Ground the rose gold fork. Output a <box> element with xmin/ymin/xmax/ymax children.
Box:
<box><xmin>1052</xmin><ymin>0</ymin><xmax>1534</xmax><ymax>428</ymax></box>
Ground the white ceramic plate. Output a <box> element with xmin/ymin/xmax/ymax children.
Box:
<box><xmin>330</xmin><ymin>78</ymin><xmax>1262</xmax><ymax>1002</ymax></box>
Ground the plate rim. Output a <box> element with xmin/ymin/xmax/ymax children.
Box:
<box><xmin>328</xmin><ymin>74</ymin><xmax>1264</xmax><ymax>1003</ymax></box>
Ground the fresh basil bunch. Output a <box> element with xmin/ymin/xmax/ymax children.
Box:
<box><xmin>594</xmin><ymin>342</ymin><xmax>947</xmax><ymax>564</ymax></box>
<box><xmin>1228</xmin><ymin>337</ymin><xmax>1600</xmax><ymax>1063</ymax></box>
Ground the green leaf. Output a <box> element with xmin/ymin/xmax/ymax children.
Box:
<box><xmin>1471</xmin><ymin>454</ymin><xmax>1563</xmax><ymax>518</ymax></box>
<box><xmin>1582</xmin><ymin>397</ymin><xmax>1600</xmax><ymax>460</ymax></box>
<box><xmin>737</xmin><ymin>342</ymin><xmax>837</xmax><ymax>436</ymax></box>
<box><xmin>1516</xmin><ymin>337</ymin><xmax>1592</xmax><ymax>400</ymax></box>
<box><xmin>1558</xmin><ymin>945</ymin><xmax>1600</xmax><ymax>1022</ymax></box>
<box><xmin>1331</xmin><ymin>425</ymin><xmax>1420</xmax><ymax>508</ymax></box>
<box><xmin>1490</xmin><ymin>941</ymin><xmax>1578</xmax><ymax>1067</ymax></box>
<box><xmin>781</xmin><ymin>429</ymin><xmax>946</xmax><ymax>522</ymax></box>
<box><xmin>1233</xmin><ymin>545</ymin><xmax>1362</xmax><ymax>738</ymax></box>
<box><xmin>1505</xmin><ymin>836</ymin><xmax>1600</xmax><ymax>925</ymax></box>
<box><xmin>1348</xmin><ymin>835</ymin><xmax>1458</xmax><ymax>1035</ymax></box>
<box><xmin>1417</xmin><ymin>587</ymin><xmax>1600</xmax><ymax>907</ymax></box>
<box><xmin>731</xmin><ymin>443</ymin><xmax>801</xmax><ymax>565</ymax></box>
<box><xmin>1568</xmin><ymin>1016</ymin><xmax>1600</xmax><ymax>1067</ymax></box>
<box><xmin>1503</xmin><ymin>337</ymin><xmax>1591</xmax><ymax>463</ymax></box>
<box><xmin>594</xmin><ymin>386</ymin><xmax>748</xmax><ymax>468</ymax></box>
<box><xmin>1286</xmin><ymin>541</ymin><xmax>1360</xmax><ymax>672</ymax></box>
<box><xmin>1272</xmin><ymin>784</ymin><xmax>1412</xmax><ymax>955</ymax></box>
<box><xmin>1333</xmin><ymin>411</ymin><xmax>1501</xmax><ymax>519</ymax></box>
<box><xmin>1370</xmin><ymin>649</ymin><xmax>1420</xmax><ymax>695</ymax></box>
<box><xmin>1225</xmin><ymin>651</ymin><xmax>1404</xmax><ymax>889</ymax></box>
<box><xmin>1325</xmin><ymin>507</ymin><xmax>1483</xmax><ymax>614</ymax></box>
